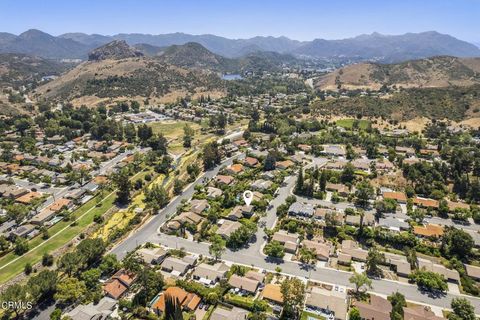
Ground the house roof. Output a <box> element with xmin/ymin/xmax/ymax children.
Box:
<box><xmin>244</xmin><ymin>157</ymin><xmax>259</xmax><ymax>167</ymax></box>
<box><xmin>465</xmin><ymin>264</ymin><xmax>480</xmax><ymax>279</ymax></box>
<box><xmin>16</xmin><ymin>191</ymin><xmax>42</xmax><ymax>204</ymax></box>
<box><xmin>413</xmin><ymin>197</ymin><xmax>439</xmax><ymax>208</ymax></box>
<box><xmin>216</xmin><ymin>175</ymin><xmax>234</xmax><ymax>185</ymax></box>
<box><xmin>302</xmin><ymin>240</ymin><xmax>332</xmax><ymax>259</ymax></box>
<box><xmin>228</xmin><ymin>274</ymin><xmax>259</xmax><ymax>293</ymax></box>
<box><xmin>417</xmin><ymin>258</ymin><xmax>460</xmax><ymax>281</ymax></box>
<box><xmin>210</xmin><ymin>306</ymin><xmax>250</xmax><ymax>320</ymax></box>
<box><xmin>262</xmin><ymin>284</ymin><xmax>283</xmax><ymax>304</ymax></box>
<box><xmin>227</xmin><ymin>163</ymin><xmax>244</xmax><ymax>174</ymax></box>
<box><xmin>272</xmin><ymin>230</ymin><xmax>299</xmax><ymax>245</ymax></box>
<box><xmin>275</xmin><ymin>160</ymin><xmax>294</xmax><ymax>169</ymax></box>
<box><xmin>355</xmin><ymin>295</ymin><xmax>392</xmax><ymax>320</ymax></box>
<box><xmin>413</xmin><ymin>224</ymin><xmax>444</xmax><ymax>237</ymax></box>
<box><xmin>383</xmin><ymin>191</ymin><xmax>407</xmax><ymax>202</ymax></box>
<box><xmin>103</xmin><ymin>279</ymin><xmax>128</xmax><ymax>300</ymax></box>
<box><xmin>153</xmin><ymin>287</ymin><xmax>188</xmax><ymax>312</ymax></box>
<box><xmin>112</xmin><ymin>269</ymin><xmax>136</xmax><ymax>287</ymax></box>
<box><xmin>193</xmin><ymin>262</ymin><xmax>229</xmax><ymax>281</ymax></box>
<box><xmin>305</xmin><ymin>287</ymin><xmax>348</xmax><ymax>320</ymax></box>
<box><xmin>403</xmin><ymin>306</ymin><xmax>444</xmax><ymax>320</ymax></box>
<box><xmin>217</xmin><ymin>220</ymin><xmax>242</xmax><ymax>238</ymax></box>
<box><xmin>161</xmin><ymin>257</ymin><xmax>190</xmax><ymax>274</ymax></box>
<box><xmin>245</xmin><ymin>270</ymin><xmax>265</xmax><ymax>283</ymax></box>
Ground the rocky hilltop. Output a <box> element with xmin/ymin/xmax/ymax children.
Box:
<box><xmin>88</xmin><ymin>40</ymin><xmax>143</xmax><ymax>61</ymax></box>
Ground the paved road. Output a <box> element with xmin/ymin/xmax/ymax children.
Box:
<box><xmin>110</xmin><ymin>153</ymin><xmax>244</xmax><ymax>259</ymax></box>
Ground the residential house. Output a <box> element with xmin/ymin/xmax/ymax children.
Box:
<box><xmin>103</xmin><ymin>269</ymin><xmax>136</xmax><ymax>300</ymax></box>
<box><xmin>326</xmin><ymin>183</ymin><xmax>349</xmax><ymax>197</ymax></box>
<box><xmin>272</xmin><ymin>230</ymin><xmax>299</xmax><ymax>254</ymax></box>
<box><xmin>413</xmin><ymin>197</ymin><xmax>439</xmax><ymax>209</ymax></box>
<box><xmin>275</xmin><ymin>160</ymin><xmax>294</xmax><ymax>170</ymax></box>
<box><xmin>209</xmin><ymin>306</ymin><xmax>249</xmax><ymax>320</ymax></box>
<box><xmin>338</xmin><ymin>240</ymin><xmax>368</xmax><ymax>262</ymax></box>
<box><xmin>227</xmin><ymin>205</ymin><xmax>254</xmax><ymax>221</ymax></box>
<box><xmin>152</xmin><ymin>287</ymin><xmax>201</xmax><ymax>316</ymax></box>
<box><xmin>345</xmin><ymin>212</ymin><xmax>375</xmax><ymax>226</ymax></box>
<box><xmin>66</xmin><ymin>297</ymin><xmax>117</xmax><ymax>320</ymax></box>
<box><xmin>301</xmin><ymin>239</ymin><xmax>333</xmax><ymax>261</ymax></box>
<box><xmin>228</xmin><ymin>274</ymin><xmax>260</xmax><ymax>295</ymax></box>
<box><xmin>378</xmin><ymin>217</ymin><xmax>410</xmax><ymax>232</ymax></box>
<box><xmin>262</xmin><ymin>284</ymin><xmax>283</xmax><ymax>305</ymax></box>
<box><xmin>413</xmin><ymin>224</ymin><xmax>444</xmax><ymax>238</ymax></box>
<box><xmin>383</xmin><ymin>252</ymin><xmax>411</xmax><ymax>277</ymax></box>
<box><xmin>192</xmin><ymin>262</ymin><xmax>229</xmax><ymax>285</ymax></box>
<box><xmin>305</xmin><ymin>287</ymin><xmax>348</xmax><ymax>320</ymax></box>
<box><xmin>465</xmin><ymin>264</ymin><xmax>480</xmax><ymax>281</ymax></box>
<box><xmin>207</xmin><ymin>187</ymin><xmax>223</xmax><ymax>199</ymax></box>
<box><xmin>288</xmin><ymin>202</ymin><xmax>314</xmax><ymax>217</ymax></box>
<box><xmin>383</xmin><ymin>191</ymin><xmax>407</xmax><ymax>204</ymax></box>
<box><xmin>225</xmin><ymin>164</ymin><xmax>244</xmax><ymax>175</ymax></box>
<box><xmin>190</xmin><ymin>199</ymin><xmax>209</xmax><ymax>215</ymax></box>
<box><xmin>417</xmin><ymin>258</ymin><xmax>460</xmax><ymax>282</ymax></box>
<box><xmin>322</xmin><ymin>145</ymin><xmax>346</xmax><ymax>157</ymax></box>
<box><xmin>161</xmin><ymin>256</ymin><xmax>194</xmax><ymax>276</ymax></box>
<box><xmin>251</xmin><ymin>179</ymin><xmax>273</xmax><ymax>192</ymax></box>
<box><xmin>217</xmin><ymin>219</ymin><xmax>242</xmax><ymax>238</ymax></box>
<box><xmin>216</xmin><ymin>175</ymin><xmax>234</xmax><ymax>186</ymax></box>
<box><xmin>354</xmin><ymin>295</ymin><xmax>392</xmax><ymax>320</ymax></box>
<box><xmin>244</xmin><ymin>157</ymin><xmax>259</xmax><ymax>167</ymax></box>
<box><xmin>403</xmin><ymin>306</ymin><xmax>444</xmax><ymax>320</ymax></box>
<box><xmin>137</xmin><ymin>247</ymin><xmax>168</xmax><ymax>265</ymax></box>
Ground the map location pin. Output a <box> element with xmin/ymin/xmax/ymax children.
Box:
<box><xmin>243</xmin><ymin>190</ymin><xmax>253</xmax><ymax>206</ymax></box>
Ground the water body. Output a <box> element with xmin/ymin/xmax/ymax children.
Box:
<box><xmin>222</xmin><ymin>74</ymin><xmax>243</xmax><ymax>80</ymax></box>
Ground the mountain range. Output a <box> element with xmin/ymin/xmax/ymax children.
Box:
<box><xmin>0</xmin><ymin>29</ymin><xmax>479</xmax><ymax>62</ymax></box>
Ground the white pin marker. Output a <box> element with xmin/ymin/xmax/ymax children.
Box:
<box><xmin>243</xmin><ymin>190</ymin><xmax>253</xmax><ymax>206</ymax></box>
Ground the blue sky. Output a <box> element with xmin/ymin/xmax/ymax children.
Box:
<box><xmin>1</xmin><ymin>0</ymin><xmax>479</xmax><ymax>42</ymax></box>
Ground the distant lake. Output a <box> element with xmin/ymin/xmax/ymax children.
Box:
<box><xmin>222</xmin><ymin>74</ymin><xmax>243</xmax><ymax>80</ymax></box>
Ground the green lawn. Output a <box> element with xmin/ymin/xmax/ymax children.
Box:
<box><xmin>301</xmin><ymin>311</ymin><xmax>326</xmax><ymax>320</ymax></box>
<box><xmin>336</xmin><ymin>119</ymin><xmax>371</xmax><ymax>130</ymax></box>
<box><xmin>148</xmin><ymin>120</ymin><xmax>201</xmax><ymax>140</ymax></box>
<box><xmin>0</xmin><ymin>191</ymin><xmax>117</xmax><ymax>284</ymax></box>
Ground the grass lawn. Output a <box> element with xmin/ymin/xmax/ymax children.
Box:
<box><xmin>0</xmin><ymin>191</ymin><xmax>116</xmax><ymax>284</ymax></box>
<box><xmin>336</xmin><ymin>118</ymin><xmax>371</xmax><ymax>130</ymax></box>
<box><xmin>148</xmin><ymin>120</ymin><xmax>201</xmax><ymax>140</ymax></box>
<box><xmin>301</xmin><ymin>311</ymin><xmax>326</xmax><ymax>320</ymax></box>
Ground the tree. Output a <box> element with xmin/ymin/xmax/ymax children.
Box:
<box><xmin>14</xmin><ymin>237</ymin><xmax>29</xmax><ymax>255</ymax></box>
<box><xmin>0</xmin><ymin>284</ymin><xmax>30</xmax><ymax>318</ymax></box>
<box><xmin>388</xmin><ymin>292</ymin><xmax>406</xmax><ymax>320</ymax></box>
<box><xmin>183</xmin><ymin>124</ymin><xmax>195</xmax><ymax>148</ymax></box>
<box><xmin>341</xmin><ymin>162</ymin><xmax>356</xmax><ymax>184</ymax></box>
<box><xmin>441</xmin><ymin>227</ymin><xmax>474</xmax><ymax>259</ymax></box>
<box><xmin>281</xmin><ymin>277</ymin><xmax>306</xmax><ymax>319</ymax></box>
<box><xmin>24</xmin><ymin>262</ymin><xmax>32</xmax><ymax>275</ymax></box>
<box><xmin>366</xmin><ymin>247</ymin><xmax>385</xmax><ymax>277</ymax></box>
<box><xmin>319</xmin><ymin>170</ymin><xmax>327</xmax><ymax>192</ymax></box>
<box><xmin>349</xmin><ymin>272</ymin><xmax>372</xmax><ymax>294</ymax></box>
<box><xmin>409</xmin><ymin>270</ymin><xmax>447</xmax><ymax>292</ymax></box>
<box><xmin>58</xmin><ymin>252</ymin><xmax>83</xmax><ymax>276</ymax></box>
<box><xmin>173</xmin><ymin>178</ymin><xmax>184</xmax><ymax>195</ymax></box>
<box><xmin>76</xmin><ymin>238</ymin><xmax>105</xmax><ymax>266</ymax></box>
<box><xmin>54</xmin><ymin>277</ymin><xmax>87</xmax><ymax>304</ymax></box>
<box><xmin>448</xmin><ymin>298</ymin><xmax>476</xmax><ymax>320</ymax></box>
<box><xmin>164</xmin><ymin>295</ymin><xmax>183</xmax><ymax>320</ymax></box>
<box><xmin>145</xmin><ymin>185</ymin><xmax>169</xmax><ymax>211</ymax></box>
<box><xmin>42</xmin><ymin>252</ymin><xmax>54</xmax><ymax>266</ymax></box>
<box><xmin>81</xmin><ymin>268</ymin><xmax>101</xmax><ymax>290</ymax></box>
<box><xmin>28</xmin><ymin>270</ymin><xmax>58</xmax><ymax>301</ymax></box>
<box><xmin>202</xmin><ymin>142</ymin><xmax>221</xmax><ymax>170</ymax></box>
<box><xmin>349</xmin><ymin>307</ymin><xmax>361</xmax><ymax>320</ymax></box>
<box><xmin>99</xmin><ymin>254</ymin><xmax>121</xmax><ymax>276</ymax></box>
<box><xmin>355</xmin><ymin>180</ymin><xmax>374</xmax><ymax>207</ymax></box>
<box><xmin>112</xmin><ymin>169</ymin><xmax>131</xmax><ymax>205</ymax></box>
<box><xmin>295</xmin><ymin>167</ymin><xmax>304</xmax><ymax>195</ymax></box>
<box><xmin>209</xmin><ymin>235</ymin><xmax>226</xmax><ymax>260</ymax></box>
<box><xmin>264</xmin><ymin>240</ymin><xmax>285</xmax><ymax>259</ymax></box>
<box><xmin>298</xmin><ymin>247</ymin><xmax>316</xmax><ymax>264</ymax></box>
<box><xmin>133</xmin><ymin>267</ymin><xmax>165</xmax><ymax>306</ymax></box>
<box><xmin>264</xmin><ymin>152</ymin><xmax>276</xmax><ymax>171</ymax></box>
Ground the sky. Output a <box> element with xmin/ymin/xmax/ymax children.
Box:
<box><xmin>0</xmin><ymin>0</ymin><xmax>479</xmax><ymax>43</ymax></box>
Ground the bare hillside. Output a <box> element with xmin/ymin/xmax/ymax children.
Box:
<box><xmin>315</xmin><ymin>56</ymin><xmax>480</xmax><ymax>91</ymax></box>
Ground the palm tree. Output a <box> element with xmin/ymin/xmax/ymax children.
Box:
<box><xmin>164</xmin><ymin>294</ymin><xmax>183</xmax><ymax>320</ymax></box>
